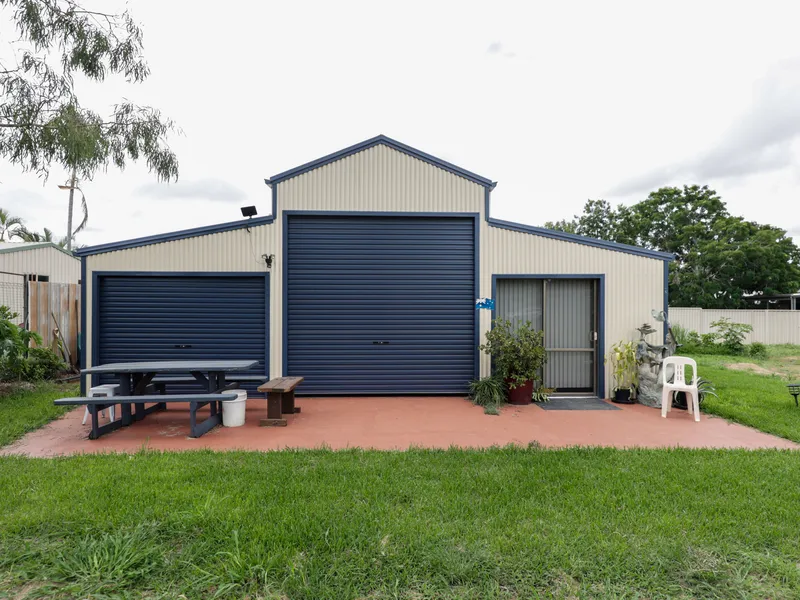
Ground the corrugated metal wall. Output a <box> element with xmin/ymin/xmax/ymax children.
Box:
<box><xmin>85</xmin><ymin>142</ymin><xmax>666</xmax><ymax>397</ymax></box>
<box><xmin>670</xmin><ymin>307</ymin><xmax>800</xmax><ymax>344</ymax></box>
<box><xmin>481</xmin><ymin>226</ymin><xmax>664</xmax><ymax>396</ymax></box>
<box><xmin>0</xmin><ymin>246</ymin><xmax>80</xmax><ymax>283</ymax></box>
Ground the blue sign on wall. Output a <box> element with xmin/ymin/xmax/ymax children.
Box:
<box><xmin>475</xmin><ymin>297</ymin><xmax>495</xmax><ymax>310</ymax></box>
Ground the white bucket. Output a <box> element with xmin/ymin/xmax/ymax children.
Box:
<box><xmin>222</xmin><ymin>390</ymin><xmax>247</xmax><ymax>427</ymax></box>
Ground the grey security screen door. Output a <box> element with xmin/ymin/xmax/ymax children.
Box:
<box><xmin>495</xmin><ymin>278</ymin><xmax>597</xmax><ymax>394</ymax></box>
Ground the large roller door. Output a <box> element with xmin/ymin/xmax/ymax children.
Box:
<box><xmin>286</xmin><ymin>215</ymin><xmax>476</xmax><ymax>394</ymax></box>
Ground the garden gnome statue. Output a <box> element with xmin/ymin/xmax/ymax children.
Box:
<box><xmin>634</xmin><ymin>311</ymin><xmax>676</xmax><ymax>408</ymax></box>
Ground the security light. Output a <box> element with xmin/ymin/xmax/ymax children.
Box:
<box><xmin>241</xmin><ymin>206</ymin><xmax>257</xmax><ymax>218</ymax></box>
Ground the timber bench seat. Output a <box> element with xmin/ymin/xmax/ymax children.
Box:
<box><xmin>258</xmin><ymin>376</ymin><xmax>304</xmax><ymax>427</ymax></box>
<box><xmin>55</xmin><ymin>393</ymin><xmax>239</xmax><ymax>439</ymax></box>
<box><xmin>152</xmin><ymin>374</ymin><xmax>267</xmax><ymax>393</ymax></box>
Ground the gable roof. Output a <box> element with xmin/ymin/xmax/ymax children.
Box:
<box><xmin>265</xmin><ymin>134</ymin><xmax>496</xmax><ymax>189</ymax></box>
<box><xmin>0</xmin><ymin>241</ymin><xmax>77</xmax><ymax>259</ymax></box>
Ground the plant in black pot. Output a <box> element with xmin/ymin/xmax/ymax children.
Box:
<box><xmin>608</xmin><ymin>340</ymin><xmax>637</xmax><ymax>404</ymax></box>
<box><xmin>479</xmin><ymin>319</ymin><xmax>547</xmax><ymax>405</ymax></box>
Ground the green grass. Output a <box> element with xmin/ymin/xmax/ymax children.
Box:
<box><xmin>689</xmin><ymin>351</ymin><xmax>800</xmax><ymax>443</ymax></box>
<box><xmin>1</xmin><ymin>448</ymin><xmax>800</xmax><ymax>599</ymax></box>
<box><xmin>0</xmin><ymin>382</ymin><xmax>78</xmax><ymax>447</ymax></box>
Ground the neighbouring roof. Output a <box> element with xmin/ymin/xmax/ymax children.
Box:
<box><xmin>0</xmin><ymin>241</ymin><xmax>77</xmax><ymax>259</ymax></box>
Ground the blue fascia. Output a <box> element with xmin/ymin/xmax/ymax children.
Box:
<box><xmin>268</xmin><ymin>134</ymin><xmax>496</xmax><ymax>189</ymax></box>
<box><xmin>490</xmin><ymin>274</ymin><xmax>606</xmax><ymax>399</ymax></box>
<box><xmin>484</xmin><ymin>187</ymin><xmax>674</xmax><ymax>262</ymax></box>
<box><xmin>75</xmin><ymin>215</ymin><xmax>276</xmax><ymax>257</ymax></box>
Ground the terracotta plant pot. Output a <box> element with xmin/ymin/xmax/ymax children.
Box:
<box><xmin>613</xmin><ymin>388</ymin><xmax>634</xmax><ymax>404</ymax></box>
<box><xmin>506</xmin><ymin>378</ymin><xmax>533</xmax><ymax>405</ymax></box>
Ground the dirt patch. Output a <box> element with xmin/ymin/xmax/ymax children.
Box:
<box><xmin>727</xmin><ymin>363</ymin><xmax>778</xmax><ymax>376</ymax></box>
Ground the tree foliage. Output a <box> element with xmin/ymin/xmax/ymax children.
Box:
<box><xmin>0</xmin><ymin>0</ymin><xmax>179</xmax><ymax>181</ymax></box>
<box><xmin>546</xmin><ymin>185</ymin><xmax>800</xmax><ymax>308</ymax></box>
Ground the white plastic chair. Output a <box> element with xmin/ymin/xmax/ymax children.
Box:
<box><xmin>82</xmin><ymin>384</ymin><xmax>120</xmax><ymax>425</ymax></box>
<box><xmin>661</xmin><ymin>356</ymin><xmax>699</xmax><ymax>422</ymax></box>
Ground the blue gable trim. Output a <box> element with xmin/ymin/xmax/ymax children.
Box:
<box><xmin>268</xmin><ymin>134</ymin><xmax>495</xmax><ymax>189</ymax></box>
<box><xmin>484</xmin><ymin>188</ymin><xmax>674</xmax><ymax>262</ymax></box>
<box><xmin>75</xmin><ymin>215</ymin><xmax>275</xmax><ymax>257</ymax></box>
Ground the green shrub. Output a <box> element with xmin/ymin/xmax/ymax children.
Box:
<box><xmin>0</xmin><ymin>305</ymin><xmax>66</xmax><ymax>381</ymax></box>
<box><xmin>469</xmin><ymin>376</ymin><xmax>506</xmax><ymax>410</ymax></box>
<box><xmin>710</xmin><ymin>317</ymin><xmax>752</xmax><ymax>355</ymax></box>
<box><xmin>479</xmin><ymin>319</ymin><xmax>547</xmax><ymax>389</ymax></box>
<box><xmin>748</xmin><ymin>342</ymin><xmax>768</xmax><ymax>360</ymax></box>
<box><xmin>673</xmin><ymin>377</ymin><xmax>718</xmax><ymax>409</ymax></box>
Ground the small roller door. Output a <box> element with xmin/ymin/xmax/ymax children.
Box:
<box><xmin>287</xmin><ymin>215</ymin><xmax>476</xmax><ymax>395</ymax></box>
<box><xmin>96</xmin><ymin>275</ymin><xmax>268</xmax><ymax>392</ymax></box>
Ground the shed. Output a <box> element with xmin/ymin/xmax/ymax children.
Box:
<box><xmin>0</xmin><ymin>242</ymin><xmax>80</xmax><ymax>318</ymax></box>
<box><xmin>76</xmin><ymin>135</ymin><xmax>673</xmax><ymax>397</ymax></box>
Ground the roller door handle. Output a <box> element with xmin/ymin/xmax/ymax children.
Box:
<box><xmin>174</xmin><ymin>344</ymin><xmax>193</xmax><ymax>349</ymax></box>
<box><xmin>372</xmin><ymin>341</ymin><xmax>390</xmax><ymax>345</ymax></box>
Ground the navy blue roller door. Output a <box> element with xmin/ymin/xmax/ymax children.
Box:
<box><xmin>97</xmin><ymin>275</ymin><xmax>268</xmax><ymax>393</ymax></box>
<box><xmin>287</xmin><ymin>215</ymin><xmax>475</xmax><ymax>394</ymax></box>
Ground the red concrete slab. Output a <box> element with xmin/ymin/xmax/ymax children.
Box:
<box><xmin>3</xmin><ymin>397</ymin><xmax>797</xmax><ymax>457</ymax></box>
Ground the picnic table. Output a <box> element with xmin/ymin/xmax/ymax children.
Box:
<box><xmin>69</xmin><ymin>360</ymin><xmax>260</xmax><ymax>439</ymax></box>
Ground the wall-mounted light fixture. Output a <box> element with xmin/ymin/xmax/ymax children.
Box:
<box><xmin>241</xmin><ymin>206</ymin><xmax>257</xmax><ymax>218</ymax></box>
<box><xmin>262</xmin><ymin>254</ymin><xmax>274</xmax><ymax>269</ymax></box>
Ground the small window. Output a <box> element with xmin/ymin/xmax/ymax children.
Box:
<box><xmin>27</xmin><ymin>275</ymin><xmax>49</xmax><ymax>282</ymax></box>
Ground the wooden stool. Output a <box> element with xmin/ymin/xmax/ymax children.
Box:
<box><xmin>258</xmin><ymin>376</ymin><xmax>304</xmax><ymax>427</ymax></box>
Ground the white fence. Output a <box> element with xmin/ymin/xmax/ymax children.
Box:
<box><xmin>669</xmin><ymin>308</ymin><xmax>800</xmax><ymax>345</ymax></box>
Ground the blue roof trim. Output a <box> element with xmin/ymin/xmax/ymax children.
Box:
<box><xmin>487</xmin><ymin>217</ymin><xmax>675</xmax><ymax>261</ymax></box>
<box><xmin>75</xmin><ymin>215</ymin><xmax>275</xmax><ymax>256</ymax></box>
<box><xmin>268</xmin><ymin>134</ymin><xmax>495</xmax><ymax>188</ymax></box>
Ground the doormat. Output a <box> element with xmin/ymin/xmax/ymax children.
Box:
<box><xmin>537</xmin><ymin>397</ymin><xmax>620</xmax><ymax>411</ymax></box>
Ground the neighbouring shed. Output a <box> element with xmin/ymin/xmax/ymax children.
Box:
<box><xmin>76</xmin><ymin>135</ymin><xmax>673</xmax><ymax>398</ymax></box>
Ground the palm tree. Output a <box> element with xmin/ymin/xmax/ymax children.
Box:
<box><xmin>0</xmin><ymin>209</ymin><xmax>24</xmax><ymax>241</ymax></box>
<box><xmin>18</xmin><ymin>227</ymin><xmax>55</xmax><ymax>243</ymax></box>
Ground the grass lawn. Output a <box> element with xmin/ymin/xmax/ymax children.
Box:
<box><xmin>1</xmin><ymin>448</ymin><xmax>800</xmax><ymax>599</ymax></box>
<box><xmin>691</xmin><ymin>347</ymin><xmax>800</xmax><ymax>443</ymax></box>
<box><xmin>0</xmin><ymin>382</ymin><xmax>78</xmax><ymax>447</ymax></box>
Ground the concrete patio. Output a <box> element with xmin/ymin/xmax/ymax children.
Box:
<box><xmin>3</xmin><ymin>396</ymin><xmax>797</xmax><ymax>457</ymax></box>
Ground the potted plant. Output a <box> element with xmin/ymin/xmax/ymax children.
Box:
<box><xmin>479</xmin><ymin>319</ymin><xmax>547</xmax><ymax>405</ymax></box>
<box><xmin>607</xmin><ymin>340</ymin><xmax>637</xmax><ymax>403</ymax></box>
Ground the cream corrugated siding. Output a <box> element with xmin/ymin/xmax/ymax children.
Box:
<box><xmin>278</xmin><ymin>143</ymin><xmax>483</xmax><ymax>213</ymax></box>
<box><xmin>84</xmin><ymin>142</ymin><xmax>666</xmax><ymax>397</ymax></box>
<box><xmin>480</xmin><ymin>224</ymin><xmax>665</xmax><ymax>391</ymax></box>
<box><xmin>0</xmin><ymin>246</ymin><xmax>80</xmax><ymax>283</ymax></box>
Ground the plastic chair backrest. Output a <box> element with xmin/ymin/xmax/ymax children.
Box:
<box><xmin>662</xmin><ymin>356</ymin><xmax>697</xmax><ymax>385</ymax></box>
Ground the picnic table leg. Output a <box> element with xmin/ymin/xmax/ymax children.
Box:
<box><xmin>190</xmin><ymin>401</ymin><xmax>198</xmax><ymax>437</ymax></box>
<box><xmin>117</xmin><ymin>373</ymin><xmax>134</xmax><ymax>426</ymax></box>
<box><xmin>89</xmin><ymin>405</ymin><xmax>100</xmax><ymax>439</ymax></box>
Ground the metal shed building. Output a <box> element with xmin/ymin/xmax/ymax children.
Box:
<box><xmin>76</xmin><ymin>136</ymin><xmax>672</xmax><ymax>397</ymax></box>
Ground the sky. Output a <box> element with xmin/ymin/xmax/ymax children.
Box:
<box><xmin>1</xmin><ymin>0</ymin><xmax>800</xmax><ymax>246</ymax></box>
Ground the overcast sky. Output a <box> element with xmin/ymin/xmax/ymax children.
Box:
<box><xmin>2</xmin><ymin>0</ymin><xmax>800</xmax><ymax>246</ymax></box>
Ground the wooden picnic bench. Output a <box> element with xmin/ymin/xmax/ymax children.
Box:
<box><xmin>55</xmin><ymin>392</ymin><xmax>239</xmax><ymax>439</ymax></box>
<box><xmin>258</xmin><ymin>376</ymin><xmax>304</xmax><ymax>427</ymax></box>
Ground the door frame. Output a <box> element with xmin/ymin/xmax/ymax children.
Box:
<box><xmin>90</xmin><ymin>271</ymin><xmax>270</xmax><ymax>381</ymax></box>
<box><xmin>282</xmin><ymin>211</ymin><xmax>481</xmax><ymax>384</ymax></box>
<box><xmin>491</xmin><ymin>274</ymin><xmax>605</xmax><ymax>398</ymax></box>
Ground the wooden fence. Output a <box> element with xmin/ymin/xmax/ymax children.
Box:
<box><xmin>28</xmin><ymin>282</ymin><xmax>80</xmax><ymax>367</ymax></box>
<box><xmin>669</xmin><ymin>307</ymin><xmax>800</xmax><ymax>345</ymax></box>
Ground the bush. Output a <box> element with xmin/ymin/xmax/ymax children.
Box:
<box><xmin>0</xmin><ymin>305</ymin><xmax>67</xmax><ymax>381</ymax></box>
<box><xmin>479</xmin><ymin>319</ymin><xmax>547</xmax><ymax>389</ymax></box>
<box><xmin>748</xmin><ymin>342</ymin><xmax>769</xmax><ymax>360</ymax></box>
<box><xmin>469</xmin><ymin>376</ymin><xmax>506</xmax><ymax>413</ymax></box>
<box><xmin>710</xmin><ymin>317</ymin><xmax>752</xmax><ymax>355</ymax></box>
